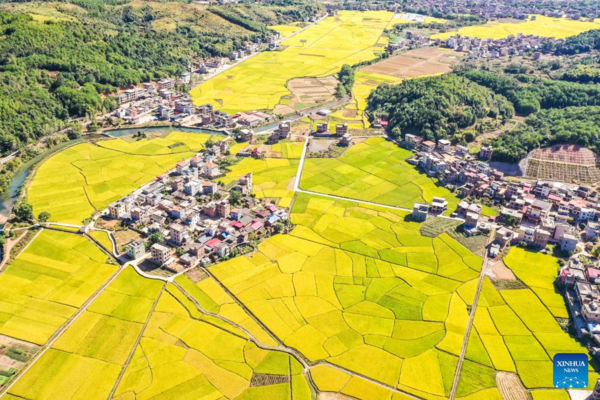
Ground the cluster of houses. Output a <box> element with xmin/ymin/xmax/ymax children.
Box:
<box><xmin>387</xmin><ymin>21</ymin><xmax>565</xmax><ymax>59</ymax></box>
<box><xmin>107</xmin><ymin>139</ymin><xmax>288</xmax><ymax>272</ymax></box>
<box><xmin>442</xmin><ymin>31</ymin><xmax>554</xmax><ymax>60</ymax></box>
<box><xmin>561</xmin><ymin>256</ymin><xmax>600</xmax><ymax>353</ymax></box>
<box><xmin>405</xmin><ymin>135</ymin><xmax>600</xmax><ymax>258</ymax></box>
<box><xmin>392</xmin><ymin>1</ymin><xmax>597</xmax><ymax>21</ymax></box>
<box><xmin>114</xmin><ymin>78</ymin><xmax>195</xmax><ymax>125</ymax></box>
<box><xmin>312</xmin><ymin>122</ymin><xmax>353</xmax><ymax>146</ymax></box>
<box><xmin>326</xmin><ymin>0</ymin><xmax>597</xmax><ymax>20</ymax></box>
<box><xmin>114</xmin><ymin>82</ymin><xmax>274</xmax><ymax>130</ymax></box>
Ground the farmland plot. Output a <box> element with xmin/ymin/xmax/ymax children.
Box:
<box><xmin>194</xmin><ymin>192</ymin><xmax>493</xmax><ymax>398</ymax></box>
<box><xmin>28</xmin><ymin>131</ymin><xmax>214</xmax><ymax>224</ymax></box>
<box><xmin>6</xmin><ymin>267</ymin><xmax>163</xmax><ymax>400</ymax></box>
<box><xmin>301</xmin><ymin>137</ymin><xmax>467</xmax><ymax>215</ymax></box>
<box><xmin>0</xmin><ymin>230</ymin><xmax>116</xmax><ymax>345</ymax></box>
<box><xmin>191</xmin><ymin>11</ymin><xmax>395</xmax><ymax>114</ymax></box>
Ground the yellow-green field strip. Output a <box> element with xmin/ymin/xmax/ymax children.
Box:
<box><xmin>448</xmin><ymin>231</ymin><xmax>494</xmax><ymax>399</ymax></box>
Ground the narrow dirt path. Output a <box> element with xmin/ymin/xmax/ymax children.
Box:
<box><xmin>449</xmin><ymin>228</ymin><xmax>495</xmax><ymax>399</ymax></box>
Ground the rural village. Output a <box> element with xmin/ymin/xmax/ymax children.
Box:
<box><xmin>3</xmin><ymin>1</ymin><xmax>600</xmax><ymax>399</ymax></box>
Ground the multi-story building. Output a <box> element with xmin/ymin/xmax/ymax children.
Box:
<box><xmin>412</xmin><ymin>203</ymin><xmax>429</xmax><ymax>222</ymax></box>
<box><xmin>169</xmin><ymin>223</ymin><xmax>186</xmax><ymax>246</ymax></box>
<box><xmin>151</xmin><ymin>243</ymin><xmax>172</xmax><ymax>265</ymax></box>
<box><xmin>127</xmin><ymin>240</ymin><xmax>146</xmax><ymax>260</ymax></box>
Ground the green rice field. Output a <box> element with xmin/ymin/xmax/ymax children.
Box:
<box><xmin>301</xmin><ymin>137</ymin><xmax>467</xmax><ymax>215</ymax></box>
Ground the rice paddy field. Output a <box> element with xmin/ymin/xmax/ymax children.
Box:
<box><xmin>179</xmin><ymin>191</ymin><xmax>492</xmax><ymax>399</ymax></box>
<box><xmin>113</xmin><ymin>283</ymin><xmax>311</xmax><ymax>400</ymax></box>
<box><xmin>6</xmin><ymin>267</ymin><xmax>164</xmax><ymax>400</ymax></box>
<box><xmin>458</xmin><ymin>276</ymin><xmax>599</xmax><ymax>397</ymax></box>
<box><xmin>88</xmin><ymin>230</ymin><xmax>114</xmax><ymax>254</ymax></box>
<box><xmin>3</xmin><ymin>197</ymin><xmax>595</xmax><ymax>398</ymax></box>
<box><xmin>191</xmin><ymin>11</ymin><xmax>394</xmax><ymax>113</ymax></box>
<box><xmin>330</xmin><ymin>70</ymin><xmax>403</xmax><ymax>130</ymax></box>
<box><xmin>0</xmin><ymin>230</ymin><xmax>116</xmax><ymax>345</ymax></box>
<box><xmin>432</xmin><ymin>14</ymin><xmax>600</xmax><ymax>40</ymax></box>
<box><xmin>301</xmin><ymin>137</ymin><xmax>465</xmax><ymax>215</ymax></box>
<box><xmin>221</xmin><ymin>157</ymin><xmax>300</xmax><ymax>208</ymax></box>
<box><xmin>268</xmin><ymin>23</ymin><xmax>303</xmax><ymax>37</ymax></box>
<box><xmin>28</xmin><ymin>131</ymin><xmax>216</xmax><ymax>224</ymax></box>
<box><xmin>503</xmin><ymin>248</ymin><xmax>567</xmax><ymax>318</ymax></box>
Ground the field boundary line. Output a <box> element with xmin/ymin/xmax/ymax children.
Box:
<box><xmin>108</xmin><ymin>283</ymin><xmax>167</xmax><ymax>398</ymax></box>
<box><xmin>0</xmin><ymin>264</ymin><xmax>127</xmax><ymax>397</ymax></box>
<box><xmin>448</xmin><ymin>228</ymin><xmax>495</xmax><ymax>399</ymax></box>
<box><xmin>183</xmin><ymin>269</ymin><xmax>423</xmax><ymax>399</ymax></box>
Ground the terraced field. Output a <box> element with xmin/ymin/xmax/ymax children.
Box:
<box><xmin>28</xmin><ymin>131</ymin><xmax>216</xmax><ymax>224</ymax></box>
<box><xmin>301</xmin><ymin>137</ymin><xmax>465</xmax><ymax>215</ymax></box>
<box><xmin>432</xmin><ymin>14</ymin><xmax>600</xmax><ymax>40</ymax></box>
<box><xmin>0</xmin><ymin>230</ymin><xmax>116</xmax><ymax>345</ymax></box>
<box><xmin>191</xmin><ymin>10</ymin><xmax>394</xmax><ymax>113</ymax></box>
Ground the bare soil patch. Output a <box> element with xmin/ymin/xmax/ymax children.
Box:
<box><xmin>496</xmin><ymin>372</ymin><xmax>529</xmax><ymax>400</ymax></box>
<box><xmin>362</xmin><ymin>47</ymin><xmax>465</xmax><ymax>79</ymax></box>
<box><xmin>113</xmin><ymin>229</ymin><xmax>141</xmax><ymax>249</ymax></box>
<box><xmin>185</xmin><ymin>268</ymin><xmax>209</xmax><ymax>283</ymax></box>
<box><xmin>284</xmin><ymin>76</ymin><xmax>338</xmax><ymax>111</ymax></box>
<box><xmin>490</xmin><ymin>260</ymin><xmax>517</xmax><ymax>281</ymax></box>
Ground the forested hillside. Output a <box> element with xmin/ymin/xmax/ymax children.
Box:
<box><xmin>367</xmin><ymin>53</ymin><xmax>600</xmax><ymax>162</ymax></box>
<box><xmin>0</xmin><ymin>0</ymin><xmax>321</xmax><ymax>154</ymax></box>
<box><xmin>366</xmin><ymin>74</ymin><xmax>514</xmax><ymax>141</ymax></box>
<box><xmin>489</xmin><ymin>106</ymin><xmax>600</xmax><ymax>162</ymax></box>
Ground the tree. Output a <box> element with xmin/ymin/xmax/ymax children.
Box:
<box><xmin>274</xmin><ymin>222</ymin><xmax>284</xmax><ymax>233</ymax></box>
<box><xmin>147</xmin><ymin>232</ymin><xmax>164</xmax><ymax>247</ymax></box>
<box><xmin>38</xmin><ymin>211</ymin><xmax>51</xmax><ymax>223</ymax></box>
<box><xmin>504</xmin><ymin>215</ymin><xmax>516</xmax><ymax>227</ymax></box>
<box><xmin>14</xmin><ymin>202</ymin><xmax>34</xmax><ymax>222</ymax></box>
<box><xmin>229</xmin><ymin>190</ymin><xmax>242</xmax><ymax>206</ymax></box>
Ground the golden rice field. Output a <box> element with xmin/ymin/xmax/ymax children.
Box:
<box><xmin>0</xmin><ymin>230</ymin><xmax>116</xmax><ymax>345</ymax></box>
<box><xmin>221</xmin><ymin>156</ymin><xmax>299</xmax><ymax>208</ymax></box>
<box><xmin>88</xmin><ymin>230</ymin><xmax>114</xmax><ymax>253</ymax></box>
<box><xmin>432</xmin><ymin>14</ymin><xmax>600</xmax><ymax>40</ymax></box>
<box><xmin>330</xmin><ymin>70</ymin><xmax>403</xmax><ymax>130</ymax></box>
<box><xmin>3</xmin><ymin>195</ymin><xmax>595</xmax><ymax>398</ymax></box>
<box><xmin>28</xmin><ymin>131</ymin><xmax>216</xmax><ymax>225</ymax></box>
<box><xmin>181</xmin><ymin>192</ymin><xmax>494</xmax><ymax>399</ymax></box>
<box><xmin>268</xmin><ymin>23</ymin><xmax>303</xmax><ymax>37</ymax></box>
<box><xmin>191</xmin><ymin>11</ymin><xmax>394</xmax><ymax>113</ymax></box>
<box><xmin>7</xmin><ymin>267</ymin><xmax>164</xmax><ymax>400</ymax></box>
